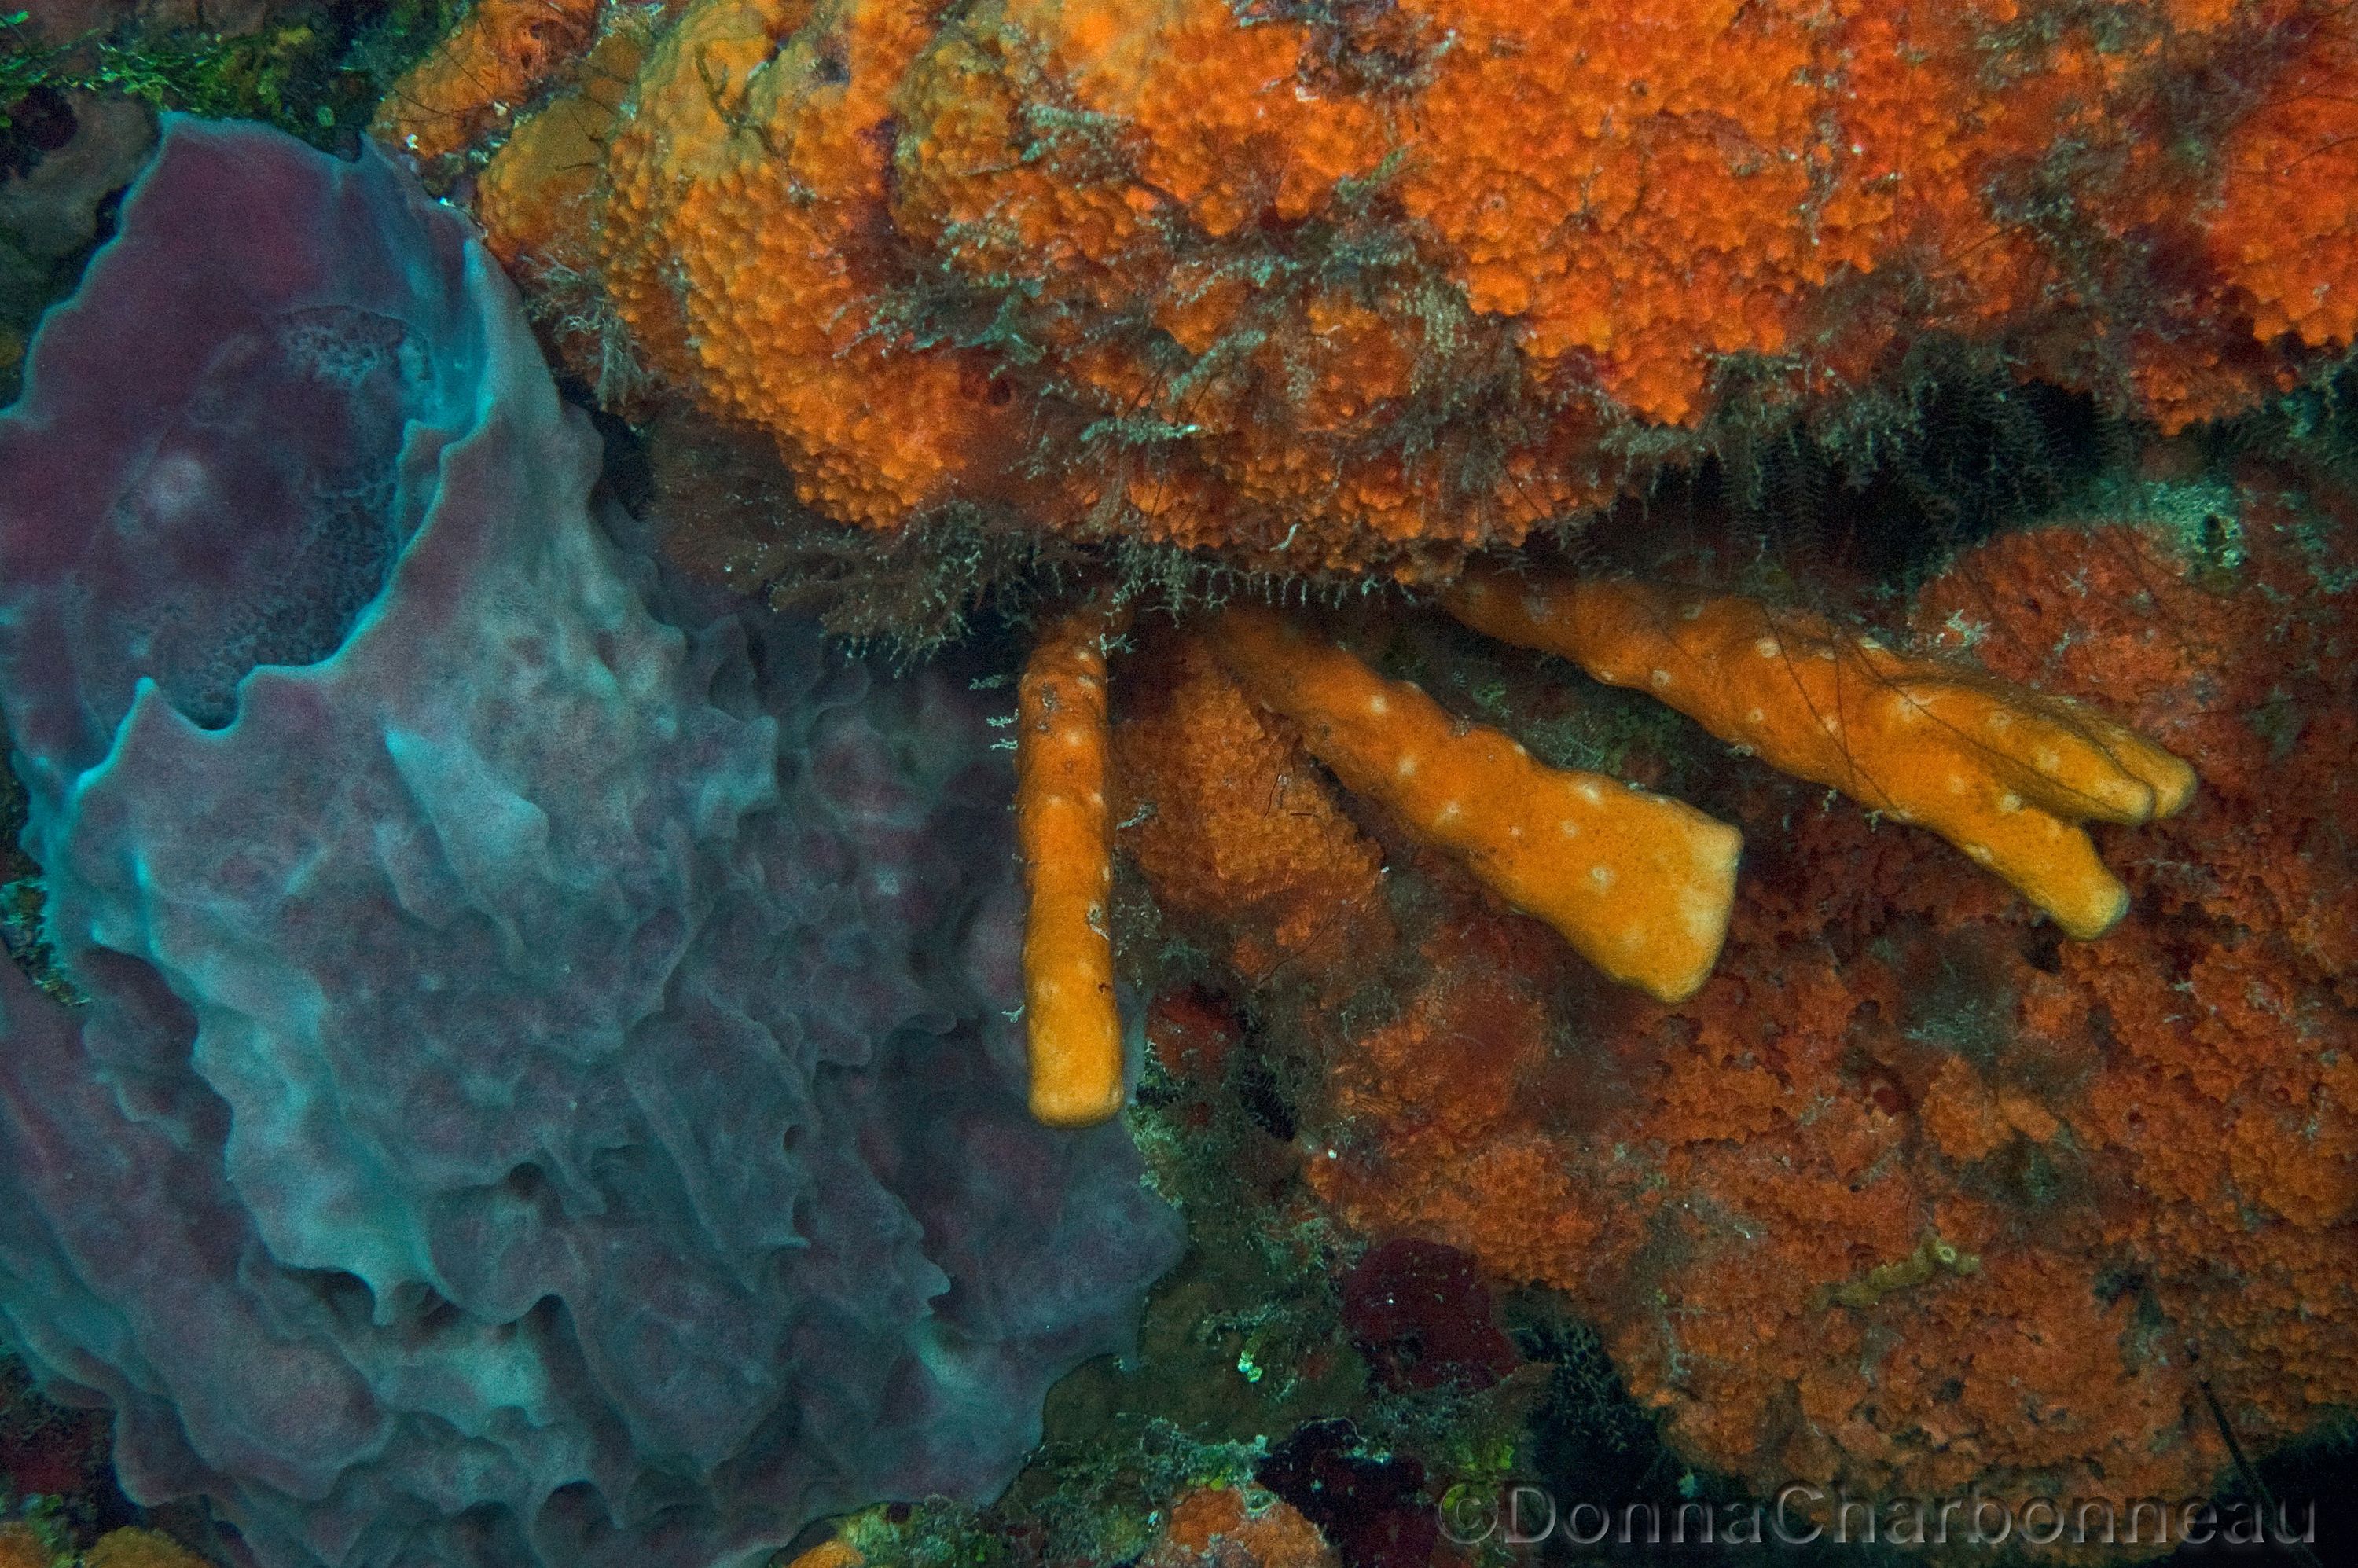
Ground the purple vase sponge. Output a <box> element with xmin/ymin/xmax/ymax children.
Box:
<box><xmin>0</xmin><ymin>117</ymin><xmax>1181</xmax><ymax>1568</ymax></box>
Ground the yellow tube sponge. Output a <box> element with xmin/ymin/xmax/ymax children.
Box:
<box><xmin>1443</xmin><ymin>572</ymin><xmax>2197</xmax><ymax>939</ymax></box>
<box><xmin>1016</xmin><ymin>598</ymin><xmax>1130</xmax><ymax>1126</ymax></box>
<box><xmin>1210</xmin><ymin>606</ymin><xmax>1740</xmax><ymax>1002</ymax></box>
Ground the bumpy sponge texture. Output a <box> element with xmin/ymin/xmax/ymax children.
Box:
<box><xmin>451</xmin><ymin>0</ymin><xmax>2358</xmax><ymax>575</ymax></box>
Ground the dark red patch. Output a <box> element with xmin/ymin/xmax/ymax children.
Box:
<box><xmin>1341</xmin><ymin>1237</ymin><xmax>1518</xmax><ymax>1393</ymax></box>
<box><xmin>1258</xmin><ymin>1419</ymin><xmax>1436</xmax><ymax>1568</ymax></box>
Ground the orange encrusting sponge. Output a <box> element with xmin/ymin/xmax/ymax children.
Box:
<box><xmin>425</xmin><ymin>0</ymin><xmax>2358</xmax><ymax>577</ymax></box>
<box><xmin>1444</xmin><ymin>572</ymin><xmax>2198</xmax><ymax>939</ymax></box>
<box><xmin>369</xmin><ymin>0</ymin><xmax>601</xmax><ymax>162</ymax></box>
<box><xmin>1210</xmin><ymin>606</ymin><xmax>1742</xmax><ymax>1002</ymax></box>
<box><xmin>1016</xmin><ymin>599</ymin><xmax>1130</xmax><ymax>1126</ymax></box>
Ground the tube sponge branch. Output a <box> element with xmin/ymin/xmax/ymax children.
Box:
<box><xmin>1444</xmin><ymin>571</ymin><xmax>2198</xmax><ymax>938</ymax></box>
<box><xmin>1016</xmin><ymin>597</ymin><xmax>1129</xmax><ymax>1126</ymax></box>
<box><xmin>1210</xmin><ymin>607</ymin><xmax>1742</xmax><ymax>1002</ymax></box>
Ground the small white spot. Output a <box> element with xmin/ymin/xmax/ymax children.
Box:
<box><xmin>1746</xmin><ymin>707</ymin><xmax>1767</xmax><ymax>725</ymax></box>
<box><xmin>1575</xmin><ymin>780</ymin><xmax>1605</xmax><ymax>805</ymax></box>
<box><xmin>1525</xmin><ymin>594</ymin><xmax>1553</xmax><ymax>621</ymax></box>
<box><xmin>1987</xmin><ymin>711</ymin><xmax>2015</xmax><ymax>732</ymax></box>
<box><xmin>1891</xmin><ymin>695</ymin><xmax>1923</xmax><ymax>723</ymax></box>
<box><xmin>1396</xmin><ymin>753</ymin><xmax>1420</xmax><ymax>779</ymax></box>
<box><xmin>2034</xmin><ymin>746</ymin><xmax>2061</xmax><ymax>772</ymax></box>
<box><xmin>1590</xmin><ymin>865</ymin><xmax>1615</xmax><ymax>890</ymax></box>
<box><xmin>1368</xmin><ymin>693</ymin><xmax>1390</xmax><ymax>716</ymax></box>
<box><xmin>1682</xmin><ymin>602</ymin><xmax>1705</xmax><ymax>621</ymax></box>
<box><xmin>1755</xmin><ymin>637</ymin><xmax>1781</xmax><ymax>659</ymax></box>
<box><xmin>1037</xmin><ymin>979</ymin><xmax>1062</xmax><ymax>1001</ymax></box>
<box><xmin>1087</xmin><ymin>790</ymin><xmax>1104</xmax><ymax>808</ymax></box>
<box><xmin>1996</xmin><ymin>791</ymin><xmax>2022</xmax><ymax>813</ymax></box>
<box><xmin>1435</xmin><ymin>800</ymin><xmax>1464</xmax><ymax>824</ymax></box>
<box><xmin>1650</xmin><ymin>668</ymin><xmax>1673</xmax><ymax>689</ymax></box>
<box><xmin>1966</xmin><ymin>843</ymin><xmax>1993</xmax><ymax>864</ymax></box>
<box><xmin>1508</xmin><ymin>823</ymin><xmax>1525</xmax><ymax>839</ymax></box>
<box><xmin>1063</xmin><ymin>728</ymin><xmax>1089</xmax><ymax>747</ymax></box>
<box><xmin>137</xmin><ymin>450</ymin><xmax>215</xmax><ymax>520</ymax></box>
<box><xmin>1559</xmin><ymin>819</ymin><xmax>1581</xmax><ymax>837</ymax></box>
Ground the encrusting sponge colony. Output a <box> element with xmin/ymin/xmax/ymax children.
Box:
<box><xmin>389</xmin><ymin>0</ymin><xmax>2358</xmax><ymax>579</ymax></box>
